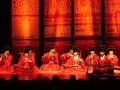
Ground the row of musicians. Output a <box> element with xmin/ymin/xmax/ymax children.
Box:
<box><xmin>0</xmin><ymin>45</ymin><xmax>118</xmax><ymax>73</ymax></box>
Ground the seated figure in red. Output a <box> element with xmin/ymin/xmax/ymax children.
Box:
<box><xmin>62</xmin><ymin>46</ymin><xmax>86</xmax><ymax>73</ymax></box>
<box><xmin>14</xmin><ymin>46</ymin><xmax>39</xmax><ymax>73</ymax></box>
<box><xmin>0</xmin><ymin>45</ymin><xmax>14</xmax><ymax>73</ymax></box>
<box><xmin>85</xmin><ymin>46</ymin><xmax>99</xmax><ymax>72</ymax></box>
<box><xmin>60</xmin><ymin>45</ymin><xmax>74</xmax><ymax>65</ymax></box>
<box><xmin>40</xmin><ymin>44</ymin><xmax>60</xmax><ymax>71</ymax></box>
<box><xmin>96</xmin><ymin>45</ymin><xmax>112</xmax><ymax>71</ymax></box>
<box><xmin>106</xmin><ymin>46</ymin><xmax>118</xmax><ymax>66</ymax></box>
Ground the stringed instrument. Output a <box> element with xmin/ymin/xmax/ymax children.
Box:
<box><xmin>86</xmin><ymin>63</ymin><xmax>120</xmax><ymax>70</ymax></box>
<box><xmin>14</xmin><ymin>65</ymin><xmax>32</xmax><ymax>69</ymax></box>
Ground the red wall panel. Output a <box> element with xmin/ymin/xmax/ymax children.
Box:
<box><xmin>74</xmin><ymin>0</ymin><xmax>101</xmax><ymax>58</ymax></box>
<box><xmin>44</xmin><ymin>0</ymin><xmax>71</xmax><ymax>54</ymax></box>
<box><xmin>11</xmin><ymin>0</ymin><xmax>40</xmax><ymax>64</ymax></box>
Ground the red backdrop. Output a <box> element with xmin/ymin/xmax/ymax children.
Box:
<box><xmin>74</xmin><ymin>0</ymin><xmax>101</xmax><ymax>58</ymax></box>
<box><xmin>11</xmin><ymin>0</ymin><xmax>120</xmax><ymax>63</ymax></box>
<box><xmin>44</xmin><ymin>0</ymin><xmax>72</xmax><ymax>55</ymax></box>
<box><xmin>11</xmin><ymin>0</ymin><xmax>40</xmax><ymax>64</ymax></box>
<box><xmin>105</xmin><ymin>0</ymin><xmax>120</xmax><ymax>61</ymax></box>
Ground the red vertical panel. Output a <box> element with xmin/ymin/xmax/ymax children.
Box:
<box><xmin>74</xmin><ymin>0</ymin><xmax>101</xmax><ymax>58</ymax></box>
<box><xmin>105</xmin><ymin>0</ymin><xmax>120</xmax><ymax>37</ymax></box>
<box><xmin>44</xmin><ymin>0</ymin><xmax>71</xmax><ymax>54</ymax></box>
<box><xmin>12</xmin><ymin>0</ymin><xmax>40</xmax><ymax>63</ymax></box>
<box><xmin>105</xmin><ymin>0</ymin><xmax>120</xmax><ymax>59</ymax></box>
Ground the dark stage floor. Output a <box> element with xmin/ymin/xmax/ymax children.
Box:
<box><xmin>0</xmin><ymin>72</ymin><xmax>120</xmax><ymax>89</ymax></box>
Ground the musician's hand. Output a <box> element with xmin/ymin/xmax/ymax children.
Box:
<box><xmin>28</xmin><ymin>60</ymin><xmax>32</xmax><ymax>62</ymax></box>
<box><xmin>24</xmin><ymin>66</ymin><xmax>30</xmax><ymax>69</ymax></box>
<box><xmin>78</xmin><ymin>59</ymin><xmax>82</xmax><ymax>61</ymax></box>
<box><xmin>0</xmin><ymin>57</ymin><xmax>2</xmax><ymax>61</ymax></box>
<box><xmin>74</xmin><ymin>64</ymin><xmax>78</xmax><ymax>66</ymax></box>
<box><xmin>78</xmin><ymin>66</ymin><xmax>82</xmax><ymax>69</ymax></box>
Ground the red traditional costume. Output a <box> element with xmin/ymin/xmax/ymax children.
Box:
<box><xmin>106</xmin><ymin>46</ymin><xmax>118</xmax><ymax>66</ymax></box>
<box><xmin>40</xmin><ymin>52</ymin><xmax>60</xmax><ymax>71</ymax></box>
<box><xmin>106</xmin><ymin>54</ymin><xmax>118</xmax><ymax>66</ymax></box>
<box><xmin>97</xmin><ymin>55</ymin><xmax>111</xmax><ymax>71</ymax></box>
<box><xmin>60</xmin><ymin>45</ymin><xmax>74</xmax><ymax>65</ymax></box>
<box><xmin>60</xmin><ymin>52</ymin><xmax>73</xmax><ymax>65</ymax></box>
<box><xmin>85</xmin><ymin>53</ymin><xmax>99</xmax><ymax>74</ymax></box>
<box><xmin>62</xmin><ymin>55</ymin><xmax>86</xmax><ymax>73</ymax></box>
<box><xmin>93</xmin><ymin>45</ymin><xmax>111</xmax><ymax>71</ymax></box>
<box><xmin>85</xmin><ymin>54</ymin><xmax>99</xmax><ymax>66</ymax></box>
<box><xmin>14</xmin><ymin>52</ymin><xmax>39</xmax><ymax>73</ymax></box>
<box><xmin>0</xmin><ymin>54</ymin><xmax>14</xmax><ymax>73</ymax></box>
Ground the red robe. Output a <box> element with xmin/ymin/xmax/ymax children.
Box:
<box><xmin>40</xmin><ymin>52</ymin><xmax>60</xmax><ymax>71</ymax></box>
<box><xmin>106</xmin><ymin>54</ymin><xmax>118</xmax><ymax>66</ymax></box>
<box><xmin>41</xmin><ymin>52</ymin><xmax>59</xmax><ymax>64</ymax></box>
<box><xmin>0</xmin><ymin>54</ymin><xmax>14</xmax><ymax>73</ymax></box>
<box><xmin>85</xmin><ymin>54</ymin><xmax>99</xmax><ymax>72</ymax></box>
<box><xmin>62</xmin><ymin>55</ymin><xmax>86</xmax><ymax>73</ymax></box>
<box><xmin>85</xmin><ymin>54</ymin><xmax>99</xmax><ymax>66</ymax></box>
<box><xmin>60</xmin><ymin>53</ymin><xmax>73</xmax><ymax>65</ymax></box>
<box><xmin>14</xmin><ymin>53</ymin><xmax>39</xmax><ymax>73</ymax></box>
<box><xmin>96</xmin><ymin>55</ymin><xmax>111</xmax><ymax>71</ymax></box>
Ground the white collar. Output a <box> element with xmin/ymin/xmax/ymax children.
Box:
<box><xmin>100</xmin><ymin>55</ymin><xmax>105</xmax><ymax>60</ymax></box>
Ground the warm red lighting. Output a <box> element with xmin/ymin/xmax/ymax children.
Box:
<box><xmin>105</xmin><ymin>0</ymin><xmax>120</xmax><ymax>37</ymax></box>
<box><xmin>11</xmin><ymin>0</ymin><xmax>40</xmax><ymax>58</ymax></box>
<box><xmin>44</xmin><ymin>0</ymin><xmax>71</xmax><ymax>53</ymax></box>
<box><xmin>74</xmin><ymin>0</ymin><xmax>101</xmax><ymax>36</ymax></box>
<box><xmin>12</xmin><ymin>0</ymin><xmax>39</xmax><ymax>39</ymax></box>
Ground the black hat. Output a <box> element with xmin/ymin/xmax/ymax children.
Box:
<box><xmin>107</xmin><ymin>46</ymin><xmax>115</xmax><ymax>51</ymax></box>
<box><xmin>73</xmin><ymin>46</ymin><xmax>79</xmax><ymax>52</ymax></box>
<box><xmin>26</xmin><ymin>45</ymin><xmax>32</xmax><ymax>50</ymax></box>
<box><xmin>3</xmin><ymin>45</ymin><xmax>10</xmax><ymax>51</ymax></box>
<box><xmin>50</xmin><ymin>44</ymin><xmax>55</xmax><ymax>50</ymax></box>
<box><xmin>23</xmin><ymin>47</ymin><xmax>29</xmax><ymax>53</ymax></box>
<box><xmin>90</xmin><ymin>46</ymin><xmax>96</xmax><ymax>51</ymax></box>
<box><xmin>70</xmin><ymin>45</ymin><xmax>74</xmax><ymax>50</ymax></box>
<box><xmin>99</xmin><ymin>45</ymin><xmax>106</xmax><ymax>52</ymax></box>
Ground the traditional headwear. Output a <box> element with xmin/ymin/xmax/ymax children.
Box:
<box><xmin>73</xmin><ymin>46</ymin><xmax>79</xmax><ymax>52</ymax></box>
<box><xmin>23</xmin><ymin>47</ymin><xmax>29</xmax><ymax>53</ymax></box>
<box><xmin>50</xmin><ymin>44</ymin><xmax>55</xmax><ymax>50</ymax></box>
<box><xmin>107</xmin><ymin>46</ymin><xmax>115</xmax><ymax>51</ymax></box>
<box><xmin>69</xmin><ymin>44</ymin><xmax>74</xmax><ymax>50</ymax></box>
<box><xmin>25</xmin><ymin>45</ymin><xmax>32</xmax><ymax>50</ymax></box>
<box><xmin>3</xmin><ymin>45</ymin><xmax>10</xmax><ymax>51</ymax></box>
<box><xmin>90</xmin><ymin>46</ymin><xmax>96</xmax><ymax>51</ymax></box>
<box><xmin>99</xmin><ymin>45</ymin><xmax>106</xmax><ymax>52</ymax></box>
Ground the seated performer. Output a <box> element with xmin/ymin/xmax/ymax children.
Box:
<box><xmin>106</xmin><ymin>46</ymin><xmax>118</xmax><ymax>66</ymax></box>
<box><xmin>40</xmin><ymin>44</ymin><xmax>60</xmax><ymax>71</ymax></box>
<box><xmin>96</xmin><ymin>45</ymin><xmax>113</xmax><ymax>72</ymax></box>
<box><xmin>14</xmin><ymin>47</ymin><xmax>39</xmax><ymax>73</ymax></box>
<box><xmin>19</xmin><ymin>45</ymin><xmax>33</xmax><ymax>55</ymax></box>
<box><xmin>0</xmin><ymin>45</ymin><xmax>14</xmax><ymax>73</ymax></box>
<box><xmin>85</xmin><ymin>46</ymin><xmax>99</xmax><ymax>73</ymax></box>
<box><xmin>60</xmin><ymin>45</ymin><xmax>74</xmax><ymax>65</ymax></box>
<box><xmin>85</xmin><ymin>46</ymin><xmax>99</xmax><ymax>66</ymax></box>
<box><xmin>62</xmin><ymin>46</ymin><xmax>86</xmax><ymax>73</ymax></box>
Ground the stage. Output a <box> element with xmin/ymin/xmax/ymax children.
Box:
<box><xmin>0</xmin><ymin>71</ymin><xmax>120</xmax><ymax>80</ymax></box>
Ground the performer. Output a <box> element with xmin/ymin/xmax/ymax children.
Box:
<box><xmin>18</xmin><ymin>45</ymin><xmax>33</xmax><ymax>55</ymax></box>
<box><xmin>62</xmin><ymin>46</ymin><xmax>86</xmax><ymax>73</ymax></box>
<box><xmin>40</xmin><ymin>44</ymin><xmax>60</xmax><ymax>71</ymax></box>
<box><xmin>85</xmin><ymin>46</ymin><xmax>99</xmax><ymax>66</ymax></box>
<box><xmin>97</xmin><ymin>45</ymin><xmax>112</xmax><ymax>72</ymax></box>
<box><xmin>0</xmin><ymin>45</ymin><xmax>14</xmax><ymax>73</ymax></box>
<box><xmin>85</xmin><ymin>46</ymin><xmax>99</xmax><ymax>73</ymax></box>
<box><xmin>106</xmin><ymin>46</ymin><xmax>118</xmax><ymax>66</ymax></box>
<box><xmin>14</xmin><ymin>47</ymin><xmax>39</xmax><ymax>73</ymax></box>
<box><xmin>60</xmin><ymin>45</ymin><xmax>74</xmax><ymax>65</ymax></box>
